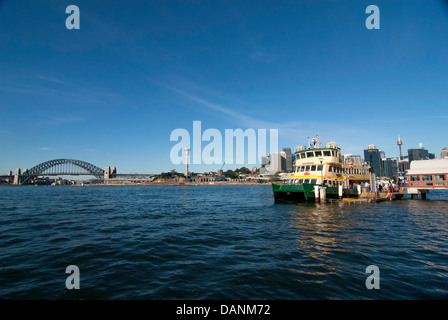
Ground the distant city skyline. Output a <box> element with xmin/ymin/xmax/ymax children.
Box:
<box><xmin>1</xmin><ymin>0</ymin><xmax>447</xmax><ymax>174</ymax></box>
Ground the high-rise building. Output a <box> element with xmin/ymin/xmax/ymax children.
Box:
<box><xmin>383</xmin><ymin>158</ymin><xmax>399</xmax><ymax>180</ymax></box>
<box><xmin>408</xmin><ymin>145</ymin><xmax>435</xmax><ymax>163</ymax></box>
<box><xmin>260</xmin><ymin>151</ymin><xmax>287</xmax><ymax>175</ymax></box>
<box><xmin>282</xmin><ymin>148</ymin><xmax>293</xmax><ymax>173</ymax></box>
<box><xmin>441</xmin><ymin>147</ymin><xmax>448</xmax><ymax>159</ymax></box>
<box><xmin>364</xmin><ymin>145</ymin><xmax>383</xmax><ymax>176</ymax></box>
<box><xmin>398</xmin><ymin>157</ymin><xmax>410</xmax><ymax>173</ymax></box>
<box><xmin>343</xmin><ymin>154</ymin><xmax>364</xmax><ymax>166</ymax></box>
<box><xmin>364</xmin><ymin>144</ymin><xmax>398</xmax><ymax>179</ymax></box>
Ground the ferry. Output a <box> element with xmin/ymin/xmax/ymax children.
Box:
<box><xmin>272</xmin><ymin>141</ymin><xmax>371</xmax><ymax>202</ymax></box>
<box><xmin>406</xmin><ymin>158</ymin><xmax>448</xmax><ymax>189</ymax></box>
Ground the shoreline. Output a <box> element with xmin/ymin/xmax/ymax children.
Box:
<box><xmin>98</xmin><ymin>181</ymin><xmax>270</xmax><ymax>187</ymax></box>
<box><xmin>0</xmin><ymin>181</ymin><xmax>273</xmax><ymax>187</ymax></box>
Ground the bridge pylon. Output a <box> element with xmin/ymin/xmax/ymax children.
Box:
<box><xmin>13</xmin><ymin>169</ymin><xmax>21</xmax><ymax>185</ymax></box>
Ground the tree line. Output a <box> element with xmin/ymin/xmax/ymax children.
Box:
<box><xmin>156</xmin><ymin>167</ymin><xmax>256</xmax><ymax>180</ymax></box>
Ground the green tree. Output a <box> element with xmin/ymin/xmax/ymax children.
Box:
<box><xmin>236</xmin><ymin>167</ymin><xmax>251</xmax><ymax>174</ymax></box>
<box><xmin>223</xmin><ymin>169</ymin><xmax>238</xmax><ymax>179</ymax></box>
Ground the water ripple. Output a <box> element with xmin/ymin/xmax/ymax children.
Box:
<box><xmin>1</xmin><ymin>185</ymin><xmax>448</xmax><ymax>299</ymax></box>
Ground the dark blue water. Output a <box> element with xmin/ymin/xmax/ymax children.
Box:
<box><xmin>1</xmin><ymin>185</ymin><xmax>447</xmax><ymax>300</ymax></box>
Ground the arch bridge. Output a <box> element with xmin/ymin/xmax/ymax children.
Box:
<box><xmin>15</xmin><ymin>159</ymin><xmax>110</xmax><ymax>185</ymax></box>
<box><xmin>2</xmin><ymin>159</ymin><xmax>156</xmax><ymax>185</ymax></box>
<box><xmin>29</xmin><ymin>159</ymin><xmax>105</xmax><ymax>177</ymax></box>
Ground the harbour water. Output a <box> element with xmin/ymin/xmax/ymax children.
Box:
<box><xmin>1</xmin><ymin>185</ymin><xmax>447</xmax><ymax>300</ymax></box>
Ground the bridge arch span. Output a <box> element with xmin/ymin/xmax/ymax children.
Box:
<box><xmin>28</xmin><ymin>159</ymin><xmax>105</xmax><ymax>178</ymax></box>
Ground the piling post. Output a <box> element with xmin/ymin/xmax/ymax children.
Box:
<box><xmin>319</xmin><ymin>187</ymin><xmax>326</xmax><ymax>203</ymax></box>
<box><xmin>338</xmin><ymin>184</ymin><xmax>343</xmax><ymax>200</ymax></box>
<box><xmin>314</xmin><ymin>186</ymin><xmax>320</xmax><ymax>203</ymax></box>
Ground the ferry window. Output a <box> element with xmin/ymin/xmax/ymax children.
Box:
<box><xmin>300</xmin><ymin>166</ymin><xmax>305</xmax><ymax>172</ymax></box>
<box><xmin>305</xmin><ymin>165</ymin><xmax>310</xmax><ymax>171</ymax></box>
<box><xmin>435</xmin><ymin>182</ymin><xmax>447</xmax><ymax>186</ymax></box>
<box><xmin>323</xmin><ymin>150</ymin><xmax>331</xmax><ymax>157</ymax></box>
<box><xmin>410</xmin><ymin>175</ymin><xmax>420</xmax><ymax>181</ymax></box>
<box><xmin>296</xmin><ymin>166</ymin><xmax>300</xmax><ymax>173</ymax></box>
<box><xmin>323</xmin><ymin>180</ymin><xmax>327</xmax><ymax>185</ymax></box>
<box><xmin>328</xmin><ymin>166</ymin><xmax>332</xmax><ymax>172</ymax></box>
<box><xmin>306</xmin><ymin>152</ymin><xmax>314</xmax><ymax>158</ymax></box>
<box><xmin>300</xmin><ymin>153</ymin><xmax>306</xmax><ymax>159</ymax></box>
<box><xmin>299</xmin><ymin>179</ymin><xmax>303</xmax><ymax>184</ymax></box>
<box><xmin>317</xmin><ymin>165</ymin><xmax>323</xmax><ymax>171</ymax></box>
<box><xmin>423</xmin><ymin>182</ymin><xmax>433</xmax><ymax>186</ymax></box>
<box><xmin>311</xmin><ymin>165</ymin><xmax>316</xmax><ymax>171</ymax></box>
<box><xmin>310</xmin><ymin>179</ymin><xmax>317</xmax><ymax>184</ymax></box>
<box><xmin>304</xmin><ymin>179</ymin><xmax>310</xmax><ymax>183</ymax></box>
<box><xmin>434</xmin><ymin>175</ymin><xmax>446</xmax><ymax>181</ymax></box>
<box><xmin>314</xmin><ymin>151</ymin><xmax>322</xmax><ymax>157</ymax></box>
<box><xmin>422</xmin><ymin>175</ymin><xmax>433</xmax><ymax>181</ymax></box>
<box><xmin>331</xmin><ymin>150</ymin><xmax>336</xmax><ymax>157</ymax></box>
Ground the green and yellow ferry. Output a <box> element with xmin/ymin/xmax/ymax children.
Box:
<box><xmin>272</xmin><ymin>141</ymin><xmax>370</xmax><ymax>202</ymax></box>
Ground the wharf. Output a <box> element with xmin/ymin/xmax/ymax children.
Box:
<box><xmin>341</xmin><ymin>188</ymin><xmax>428</xmax><ymax>204</ymax></box>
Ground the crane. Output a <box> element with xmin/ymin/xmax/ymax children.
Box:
<box><xmin>215</xmin><ymin>161</ymin><xmax>226</xmax><ymax>181</ymax></box>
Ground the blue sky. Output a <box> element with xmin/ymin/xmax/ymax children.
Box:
<box><xmin>1</xmin><ymin>0</ymin><xmax>447</xmax><ymax>174</ymax></box>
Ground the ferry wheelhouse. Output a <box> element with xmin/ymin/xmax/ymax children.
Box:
<box><xmin>406</xmin><ymin>158</ymin><xmax>448</xmax><ymax>189</ymax></box>
<box><xmin>272</xmin><ymin>141</ymin><xmax>370</xmax><ymax>201</ymax></box>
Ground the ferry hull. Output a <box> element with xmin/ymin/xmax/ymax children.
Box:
<box><xmin>272</xmin><ymin>183</ymin><xmax>358</xmax><ymax>202</ymax></box>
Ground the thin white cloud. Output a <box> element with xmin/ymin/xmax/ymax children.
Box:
<box><xmin>360</xmin><ymin>115</ymin><xmax>448</xmax><ymax>124</ymax></box>
<box><xmin>161</xmin><ymin>82</ymin><xmax>354</xmax><ymax>143</ymax></box>
<box><xmin>43</xmin><ymin>115</ymin><xmax>85</xmax><ymax>125</ymax></box>
<box><xmin>249</xmin><ymin>51</ymin><xmax>278</xmax><ymax>64</ymax></box>
<box><xmin>0</xmin><ymin>130</ymin><xmax>12</xmax><ymax>137</ymax></box>
<box><xmin>35</xmin><ymin>75</ymin><xmax>66</xmax><ymax>84</ymax></box>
